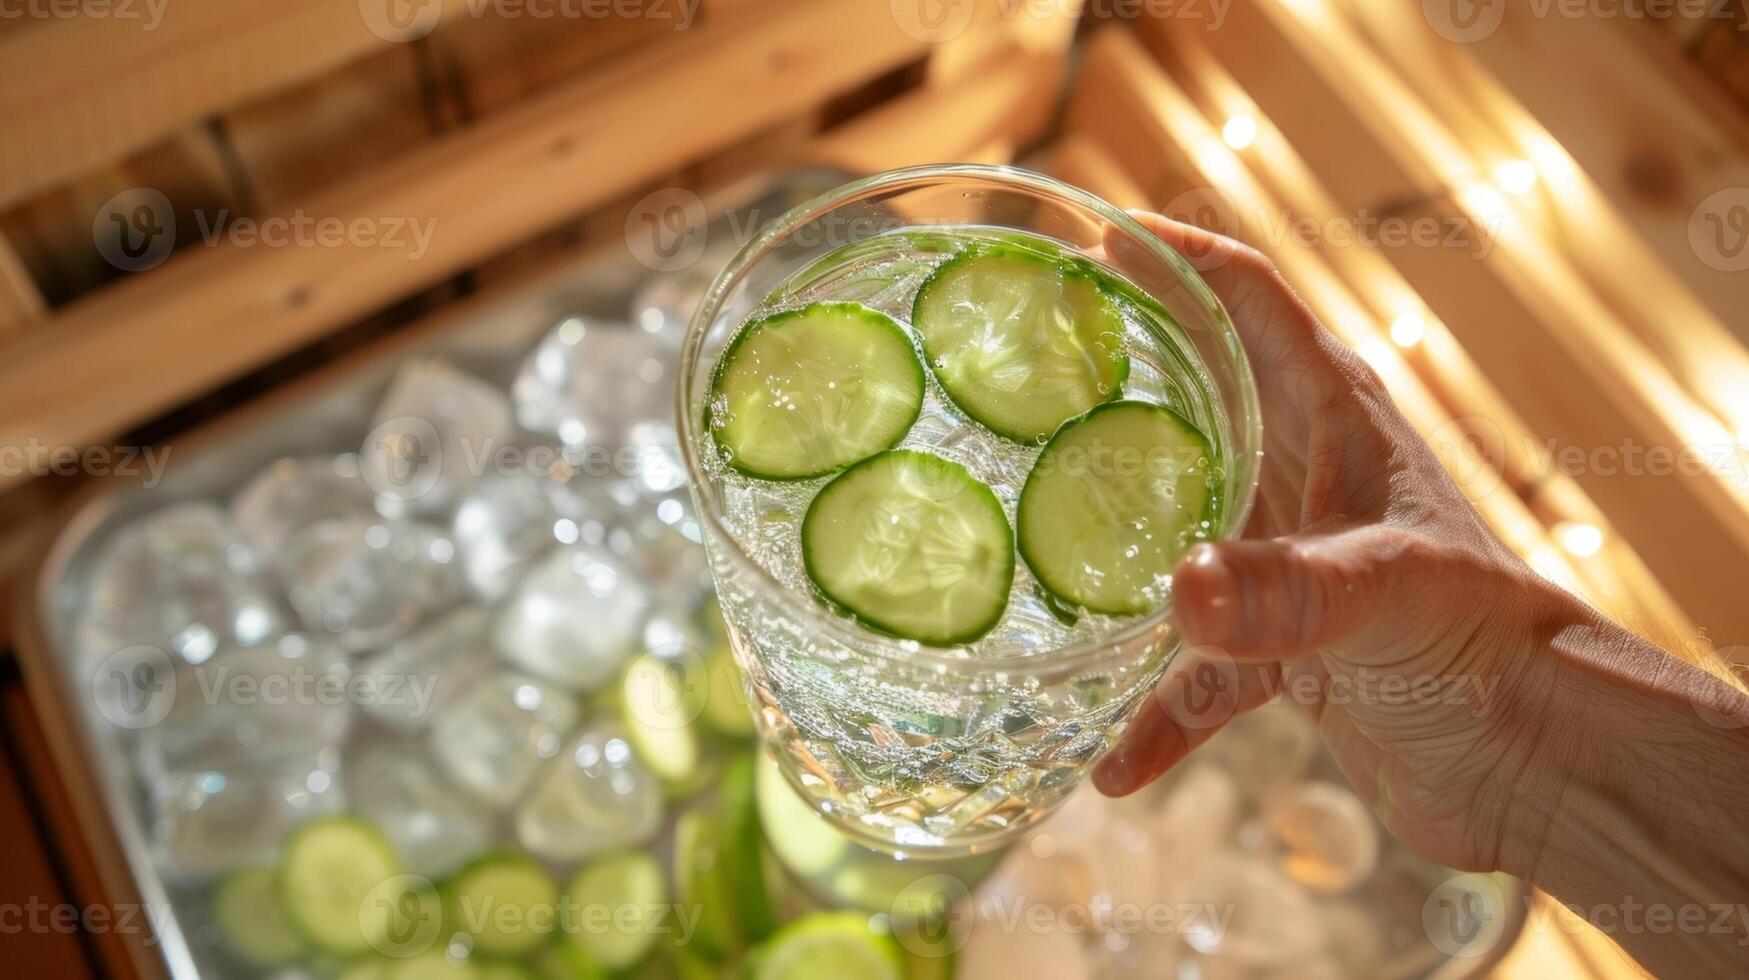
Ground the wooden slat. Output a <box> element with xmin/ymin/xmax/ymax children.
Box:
<box><xmin>0</xmin><ymin>0</ymin><xmax>457</xmax><ymax>209</ymax></box>
<box><xmin>0</xmin><ymin>126</ymin><xmax>247</xmax><ymax>307</ymax></box>
<box><xmin>221</xmin><ymin>44</ymin><xmax>438</xmax><ymax>209</ymax></box>
<box><xmin>1152</xmin><ymin>0</ymin><xmax>1749</xmax><ymax>647</ymax></box>
<box><xmin>429</xmin><ymin>8</ymin><xmax>675</xmax><ymax>117</ymax></box>
<box><xmin>0</xmin><ymin>234</ymin><xmax>44</xmax><ymax>333</ymax></box>
<box><xmin>812</xmin><ymin>46</ymin><xmax>1067</xmax><ymax>174</ymax></box>
<box><xmin>1338</xmin><ymin>0</ymin><xmax>1749</xmax><ymax>439</ymax></box>
<box><xmin>1067</xmin><ymin>29</ymin><xmax>1597</xmax><ymax>607</ymax></box>
<box><xmin>924</xmin><ymin>0</ymin><xmax>1084</xmax><ymax>87</ymax></box>
<box><xmin>1429</xmin><ymin>5</ymin><xmax>1749</xmax><ymax>351</ymax></box>
<box><xmin>1136</xmin><ymin>19</ymin><xmax>1697</xmax><ymax>639</ymax></box>
<box><xmin>1047</xmin><ymin>136</ymin><xmax>1151</xmax><ymax>212</ymax></box>
<box><xmin>0</xmin><ymin>0</ymin><xmax>941</xmax><ymax>491</ymax></box>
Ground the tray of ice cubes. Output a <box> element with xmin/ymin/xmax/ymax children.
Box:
<box><xmin>9</xmin><ymin>167</ymin><xmax>1524</xmax><ymax>980</ymax></box>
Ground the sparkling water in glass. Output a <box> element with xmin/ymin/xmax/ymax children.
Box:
<box><xmin>679</xmin><ymin>166</ymin><xmax>1261</xmax><ymax>855</ymax></box>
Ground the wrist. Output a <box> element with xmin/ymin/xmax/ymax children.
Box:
<box><xmin>1487</xmin><ymin>576</ymin><xmax>1602</xmax><ymax>883</ymax></box>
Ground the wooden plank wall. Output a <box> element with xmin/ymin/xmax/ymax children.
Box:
<box><xmin>1124</xmin><ymin>0</ymin><xmax>1749</xmax><ymax>649</ymax></box>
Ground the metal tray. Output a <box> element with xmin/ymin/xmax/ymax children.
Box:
<box><xmin>10</xmin><ymin>167</ymin><xmax>1527</xmax><ymax>980</ymax></box>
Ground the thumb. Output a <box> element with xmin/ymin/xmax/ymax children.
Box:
<box><xmin>1173</xmin><ymin>525</ymin><xmax>1402</xmax><ymax>658</ymax></box>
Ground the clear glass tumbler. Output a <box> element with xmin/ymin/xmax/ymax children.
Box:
<box><xmin>678</xmin><ymin>164</ymin><xmax>1261</xmax><ymax>856</ymax></box>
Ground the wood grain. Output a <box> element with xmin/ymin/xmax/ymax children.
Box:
<box><xmin>0</xmin><ymin>234</ymin><xmax>45</xmax><ymax>333</ymax></box>
<box><xmin>0</xmin><ymin>0</ymin><xmax>936</xmax><ymax>494</ymax></box>
<box><xmin>0</xmin><ymin>0</ymin><xmax>436</xmax><ymax>209</ymax></box>
<box><xmin>1158</xmin><ymin>0</ymin><xmax>1749</xmax><ymax>647</ymax></box>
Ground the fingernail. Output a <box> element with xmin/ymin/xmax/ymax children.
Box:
<box><xmin>1176</xmin><ymin>544</ymin><xmax>1237</xmax><ymax>646</ymax></box>
<box><xmin>1094</xmin><ymin>748</ymin><xmax>1138</xmax><ymax>796</ymax></box>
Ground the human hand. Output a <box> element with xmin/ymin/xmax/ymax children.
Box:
<box><xmin>1090</xmin><ymin>213</ymin><xmax>1589</xmax><ymax>875</ymax></box>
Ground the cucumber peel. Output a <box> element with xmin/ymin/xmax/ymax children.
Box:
<box><xmin>213</xmin><ymin>867</ymin><xmax>305</xmax><ymax>966</ymax></box>
<box><xmin>279</xmin><ymin>816</ymin><xmax>407</xmax><ymax>957</ymax></box>
<box><xmin>752</xmin><ymin>913</ymin><xmax>903</xmax><ymax>980</ymax></box>
<box><xmin>443</xmin><ymin>851</ymin><xmax>559</xmax><ymax>956</ymax></box>
<box><xmin>563</xmin><ymin>852</ymin><xmax>668</xmax><ymax>970</ymax></box>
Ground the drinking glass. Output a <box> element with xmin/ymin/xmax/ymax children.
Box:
<box><xmin>678</xmin><ymin>164</ymin><xmax>1261</xmax><ymax>856</ymax></box>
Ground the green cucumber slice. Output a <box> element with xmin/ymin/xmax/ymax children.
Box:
<box><xmin>802</xmin><ymin>450</ymin><xmax>1013</xmax><ymax>646</ymax></box>
<box><xmin>212</xmin><ymin>867</ymin><xmax>305</xmax><ymax>965</ymax></box>
<box><xmin>754</xmin><ymin>750</ymin><xmax>847</xmax><ymax>877</ymax></box>
<box><xmin>718</xmin><ymin>754</ymin><xmax>778</xmax><ymax>945</ymax></box>
<box><xmin>673</xmin><ymin>811</ymin><xmax>735</xmax><ymax>957</ymax></box>
<box><xmin>563</xmin><ymin>852</ymin><xmax>667</xmax><ymax>970</ymax></box>
<box><xmin>699</xmin><ymin>600</ymin><xmax>756</xmax><ymax>739</ymax></box>
<box><xmin>1017</xmin><ymin>400</ymin><xmax>1217</xmax><ymax>616</ymax></box>
<box><xmin>710</xmin><ymin>301</ymin><xmax>925</xmax><ymax>480</ymax></box>
<box><xmin>531</xmin><ymin>942</ymin><xmax>606</xmax><ymax>980</ymax></box>
<box><xmin>337</xmin><ymin>961</ymin><xmax>388</xmax><ymax>980</ymax></box>
<box><xmin>752</xmin><ymin>913</ymin><xmax>903</xmax><ymax>980</ymax></box>
<box><xmin>703</xmin><ymin>644</ymin><xmax>755</xmax><ymax>738</ymax></box>
<box><xmin>912</xmin><ymin>246</ymin><xmax>1129</xmax><ymax>442</ymax></box>
<box><xmin>279</xmin><ymin>817</ymin><xmax>406</xmax><ymax>957</ymax></box>
<box><xmin>475</xmin><ymin>960</ymin><xmax>539</xmax><ymax>980</ymax></box>
<box><xmin>444</xmin><ymin>851</ymin><xmax>559</xmax><ymax>956</ymax></box>
<box><xmin>386</xmin><ymin>951</ymin><xmax>480</xmax><ymax>980</ymax></box>
<box><xmin>621</xmin><ymin>654</ymin><xmax>703</xmax><ymax>785</ymax></box>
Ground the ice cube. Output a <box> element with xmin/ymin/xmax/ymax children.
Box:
<box><xmin>511</xmin><ymin>318</ymin><xmax>683</xmax><ymax>498</ymax></box>
<box><xmin>1199</xmin><ymin>699</ymin><xmax>1318</xmax><ymax>805</ymax></box>
<box><xmin>627</xmin><ymin>246</ymin><xmax>732</xmax><ymax>349</ymax></box>
<box><xmin>1315</xmin><ymin>901</ymin><xmax>1389</xmax><ymax>978</ymax></box>
<box><xmin>77</xmin><ymin>502</ymin><xmax>288</xmax><ymax>667</ymax></box>
<box><xmin>281</xmin><ymin>518</ymin><xmax>464</xmax><ymax>653</ymax></box>
<box><xmin>1178</xmin><ymin>854</ymin><xmax>1323</xmax><ymax>969</ymax></box>
<box><xmin>1082</xmin><ymin>800</ymin><xmax>1174</xmax><ymax>934</ymax></box>
<box><xmin>493</xmin><ymin>546</ymin><xmax>649</xmax><ymax>692</ymax></box>
<box><xmin>1261</xmin><ymin>781</ymin><xmax>1380</xmax><ymax>894</ymax></box>
<box><xmin>355</xmin><ymin>607</ymin><xmax>494</xmax><ymax>732</ymax></box>
<box><xmin>980</xmin><ymin>834</ymin><xmax>1093</xmax><ymax>913</ymax></box>
<box><xmin>151</xmin><ymin>750</ymin><xmax>344</xmax><ymax>880</ymax></box>
<box><xmin>140</xmin><ymin>634</ymin><xmax>352</xmax><ymax>779</ymax></box>
<box><xmin>451</xmin><ymin>471</ymin><xmax>566</xmax><ymax>601</ymax></box>
<box><xmin>615</xmin><ymin>492</ymin><xmax>711</xmax><ymax>600</ymax></box>
<box><xmin>1149</xmin><ymin>762</ymin><xmax>1241</xmax><ymax>859</ymax></box>
<box><xmin>346</xmin><ymin>737</ymin><xmax>494</xmax><ymax>878</ymax></box>
<box><xmin>428</xmin><ymin>670</ymin><xmax>579</xmax><ymax>807</ymax></box>
<box><xmin>958</xmin><ymin>910</ymin><xmax>1094</xmax><ymax>980</ymax></box>
<box><xmin>360</xmin><ymin>360</ymin><xmax>513</xmax><ymax>517</ymax></box>
<box><xmin>515</xmin><ymin>725</ymin><xmax>663</xmax><ymax>862</ymax></box>
<box><xmin>232</xmin><ymin>455</ymin><xmax>380</xmax><ymax>552</ymax></box>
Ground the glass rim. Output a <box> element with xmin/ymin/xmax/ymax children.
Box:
<box><xmin>678</xmin><ymin>162</ymin><xmax>1262</xmax><ymax>676</ymax></box>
